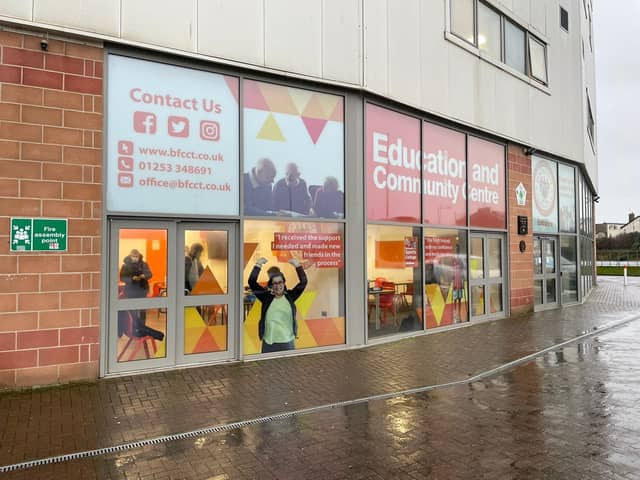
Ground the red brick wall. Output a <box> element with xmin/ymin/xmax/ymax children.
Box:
<box><xmin>507</xmin><ymin>144</ymin><xmax>534</xmax><ymax>316</ymax></box>
<box><xmin>0</xmin><ymin>31</ymin><xmax>103</xmax><ymax>389</ymax></box>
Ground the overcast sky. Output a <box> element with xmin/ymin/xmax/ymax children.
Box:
<box><xmin>593</xmin><ymin>1</ymin><xmax>640</xmax><ymax>223</ymax></box>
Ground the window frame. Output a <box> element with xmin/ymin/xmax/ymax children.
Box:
<box><xmin>527</xmin><ymin>34</ymin><xmax>548</xmax><ymax>85</ymax></box>
<box><xmin>477</xmin><ymin>1</ymin><xmax>503</xmax><ymax>61</ymax></box>
<box><xmin>560</xmin><ymin>6</ymin><xmax>569</xmax><ymax>33</ymax></box>
<box><xmin>503</xmin><ymin>17</ymin><xmax>527</xmax><ymax>75</ymax></box>
<box><xmin>450</xmin><ymin>0</ymin><xmax>477</xmax><ymax>46</ymax></box>
<box><xmin>447</xmin><ymin>0</ymin><xmax>549</xmax><ymax>86</ymax></box>
<box><xmin>586</xmin><ymin>91</ymin><xmax>595</xmax><ymax>147</ymax></box>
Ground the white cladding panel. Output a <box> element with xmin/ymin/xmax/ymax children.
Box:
<box><xmin>419</xmin><ymin>0</ymin><xmax>448</xmax><ymax>115</ymax></box>
<box><xmin>321</xmin><ymin>0</ymin><xmax>361</xmax><ymax>84</ymax></box>
<box><xmin>387</xmin><ymin>0</ymin><xmax>421</xmax><ymax>107</ymax></box>
<box><xmin>0</xmin><ymin>0</ymin><xmax>32</xmax><ymax>20</ymax></box>
<box><xmin>121</xmin><ymin>0</ymin><xmax>197</xmax><ymax>52</ymax></box>
<box><xmin>264</xmin><ymin>0</ymin><xmax>322</xmax><ymax>78</ymax></box>
<box><xmin>34</xmin><ymin>0</ymin><xmax>119</xmax><ymax>37</ymax></box>
<box><xmin>198</xmin><ymin>0</ymin><xmax>264</xmax><ymax>66</ymax></box>
<box><xmin>0</xmin><ymin>0</ymin><xmax>596</xmax><ymax>186</ymax></box>
<box><xmin>363</xmin><ymin>0</ymin><xmax>388</xmax><ymax>94</ymax></box>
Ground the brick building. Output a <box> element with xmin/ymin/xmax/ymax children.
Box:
<box><xmin>0</xmin><ymin>0</ymin><xmax>597</xmax><ymax>389</ymax></box>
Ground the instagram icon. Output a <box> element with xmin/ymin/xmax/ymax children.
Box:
<box><xmin>200</xmin><ymin>121</ymin><xmax>220</xmax><ymax>141</ymax></box>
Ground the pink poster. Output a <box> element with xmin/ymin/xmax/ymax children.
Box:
<box><xmin>366</xmin><ymin>104</ymin><xmax>421</xmax><ymax>222</ymax></box>
<box><xmin>468</xmin><ymin>137</ymin><xmax>506</xmax><ymax>229</ymax></box>
<box><xmin>423</xmin><ymin>122</ymin><xmax>467</xmax><ymax>226</ymax></box>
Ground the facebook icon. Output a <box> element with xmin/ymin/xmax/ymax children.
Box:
<box><xmin>134</xmin><ymin>112</ymin><xmax>157</xmax><ymax>134</ymax></box>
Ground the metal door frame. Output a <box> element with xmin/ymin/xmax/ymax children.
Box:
<box><xmin>176</xmin><ymin>222</ymin><xmax>237</xmax><ymax>365</ymax></box>
<box><xmin>107</xmin><ymin>219</ymin><xmax>176</xmax><ymax>374</ymax></box>
<box><xmin>533</xmin><ymin>235</ymin><xmax>560</xmax><ymax>310</ymax></box>
<box><xmin>106</xmin><ymin>219</ymin><xmax>238</xmax><ymax>375</ymax></box>
<box><xmin>469</xmin><ymin>232</ymin><xmax>507</xmax><ymax>320</ymax></box>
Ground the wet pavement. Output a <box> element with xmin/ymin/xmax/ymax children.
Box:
<box><xmin>2</xmin><ymin>276</ymin><xmax>640</xmax><ymax>479</ymax></box>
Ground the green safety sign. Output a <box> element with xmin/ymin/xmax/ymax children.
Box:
<box><xmin>10</xmin><ymin>218</ymin><xmax>68</xmax><ymax>252</ymax></box>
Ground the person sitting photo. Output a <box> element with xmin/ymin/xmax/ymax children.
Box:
<box><xmin>311</xmin><ymin>176</ymin><xmax>344</xmax><ymax>218</ymax></box>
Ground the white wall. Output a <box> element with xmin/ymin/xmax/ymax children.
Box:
<box><xmin>0</xmin><ymin>0</ymin><xmax>595</xmax><ymax>186</ymax></box>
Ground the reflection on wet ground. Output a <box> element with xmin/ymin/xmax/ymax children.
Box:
<box><xmin>6</xmin><ymin>312</ymin><xmax>640</xmax><ymax>479</ymax></box>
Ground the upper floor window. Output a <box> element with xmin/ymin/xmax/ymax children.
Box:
<box><xmin>528</xmin><ymin>36</ymin><xmax>548</xmax><ymax>83</ymax></box>
<box><xmin>505</xmin><ymin>19</ymin><xmax>526</xmax><ymax>74</ymax></box>
<box><xmin>586</xmin><ymin>92</ymin><xmax>595</xmax><ymax>146</ymax></box>
<box><xmin>449</xmin><ymin>0</ymin><xmax>549</xmax><ymax>85</ymax></box>
<box><xmin>560</xmin><ymin>6</ymin><xmax>569</xmax><ymax>32</ymax></box>
<box><xmin>478</xmin><ymin>2</ymin><xmax>502</xmax><ymax>60</ymax></box>
<box><xmin>451</xmin><ymin>0</ymin><xmax>475</xmax><ymax>44</ymax></box>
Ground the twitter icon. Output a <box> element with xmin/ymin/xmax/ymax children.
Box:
<box><xmin>168</xmin><ymin>116</ymin><xmax>189</xmax><ymax>138</ymax></box>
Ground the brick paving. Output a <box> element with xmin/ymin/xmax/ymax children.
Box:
<box><xmin>1</xmin><ymin>276</ymin><xmax>640</xmax><ymax>478</ymax></box>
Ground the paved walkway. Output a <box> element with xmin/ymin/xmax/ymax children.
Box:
<box><xmin>2</xmin><ymin>276</ymin><xmax>640</xmax><ymax>478</ymax></box>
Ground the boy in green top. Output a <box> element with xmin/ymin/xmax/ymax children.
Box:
<box><xmin>248</xmin><ymin>257</ymin><xmax>307</xmax><ymax>353</ymax></box>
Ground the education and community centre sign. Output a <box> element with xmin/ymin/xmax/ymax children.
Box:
<box><xmin>10</xmin><ymin>218</ymin><xmax>68</xmax><ymax>252</ymax></box>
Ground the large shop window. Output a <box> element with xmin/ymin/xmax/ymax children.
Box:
<box><xmin>366</xmin><ymin>104</ymin><xmax>421</xmax><ymax>223</ymax></box>
<box><xmin>243</xmin><ymin>80</ymin><xmax>344</xmax><ymax>219</ymax></box>
<box><xmin>532</xmin><ymin>156</ymin><xmax>559</xmax><ymax>233</ymax></box>
<box><xmin>558</xmin><ymin>164</ymin><xmax>576</xmax><ymax>233</ymax></box>
<box><xmin>423</xmin><ymin>122</ymin><xmax>467</xmax><ymax>226</ymax></box>
<box><xmin>243</xmin><ymin>220</ymin><xmax>345</xmax><ymax>354</ymax></box>
<box><xmin>106</xmin><ymin>55</ymin><xmax>240</xmax><ymax>216</ymax></box>
<box><xmin>468</xmin><ymin>137</ymin><xmax>506</xmax><ymax>229</ymax></box>
<box><xmin>424</xmin><ymin>229</ymin><xmax>468</xmax><ymax>328</ymax></box>
<box><xmin>367</xmin><ymin>225</ymin><xmax>423</xmax><ymax>338</ymax></box>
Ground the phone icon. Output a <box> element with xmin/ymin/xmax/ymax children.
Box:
<box><xmin>118</xmin><ymin>156</ymin><xmax>134</xmax><ymax>171</ymax></box>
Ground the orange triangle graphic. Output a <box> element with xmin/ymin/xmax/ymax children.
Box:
<box><xmin>329</xmin><ymin>101</ymin><xmax>344</xmax><ymax>122</ymax></box>
<box><xmin>191</xmin><ymin>266</ymin><xmax>223</xmax><ymax>295</ymax></box>
<box><xmin>193</xmin><ymin>328</ymin><xmax>219</xmax><ymax>354</ymax></box>
<box><xmin>243</xmin><ymin>242</ymin><xmax>259</xmax><ymax>269</ymax></box>
<box><xmin>301</xmin><ymin>94</ymin><xmax>328</xmax><ymax>119</ymax></box>
<box><xmin>259</xmin><ymin>82</ymin><xmax>298</xmax><ymax>115</ymax></box>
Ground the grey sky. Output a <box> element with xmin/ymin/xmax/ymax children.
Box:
<box><xmin>594</xmin><ymin>1</ymin><xmax>640</xmax><ymax>223</ymax></box>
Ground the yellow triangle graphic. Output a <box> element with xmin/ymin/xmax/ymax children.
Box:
<box><xmin>294</xmin><ymin>291</ymin><xmax>317</xmax><ymax>319</ymax></box>
<box><xmin>184</xmin><ymin>306</ymin><xmax>205</xmax><ymax>353</ymax></box>
<box><xmin>295</xmin><ymin>317</ymin><xmax>318</xmax><ymax>349</ymax></box>
<box><xmin>426</xmin><ymin>284</ymin><xmax>445</xmax><ymax>326</ymax></box>
<box><xmin>289</xmin><ymin>88</ymin><xmax>313</xmax><ymax>114</ymax></box>
<box><xmin>257</xmin><ymin>113</ymin><xmax>286</xmax><ymax>142</ymax></box>
<box><xmin>243</xmin><ymin>300</ymin><xmax>262</xmax><ymax>355</ymax></box>
<box><xmin>317</xmin><ymin>94</ymin><xmax>341</xmax><ymax>118</ymax></box>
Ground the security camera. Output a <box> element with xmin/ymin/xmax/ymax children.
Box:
<box><xmin>40</xmin><ymin>39</ymin><xmax>48</xmax><ymax>51</ymax></box>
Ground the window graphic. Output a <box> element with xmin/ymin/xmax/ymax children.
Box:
<box><xmin>243</xmin><ymin>80</ymin><xmax>344</xmax><ymax>218</ymax></box>
<box><xmin>107</xmin><ymin>55</ymin><xmax>239</xmax><ymax>215</ymax></box>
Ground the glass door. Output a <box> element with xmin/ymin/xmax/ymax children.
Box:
<box><xmin>533</xmin><ymin>236</ymin><xmax>559</xmax><ymax>309</ymax></box>
<box><xmin>107</xmin><ymin>220</ymin><xmax>236</xmax><ymax>374</ymax></box>
<box><xmin>108</xmin><ymin>220</ymin><xmax>174</xmax><ymax>373</ymax></box>
<box><xmin>177</xmin><ymin>224</ymin><xmax>236</xmax><ymax>364</ymax></box>
<box><xmin>469</xmin><ymin>233</ymin><xmax>506</xmax><ymax>319</ymax></box>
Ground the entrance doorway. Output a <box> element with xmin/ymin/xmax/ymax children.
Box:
<box><xmin>107</xmin><ymin>220</ymin><xmax>236</xmax><ymax>374</ymax></box>
<box><xmin>469</xmin><ymin>233</ymin><xmax>506</xmax><ymax>319</ymax></box>
<box><xmin>533</xmin><ymin>236</ymin><xmax>558</xmax><ymax>309</ymax></box>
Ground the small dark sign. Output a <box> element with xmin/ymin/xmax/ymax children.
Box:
<box><xmin>517</xmin><ymin>215</ymin><xmax>528</xmax><ymax>235</ymax></box>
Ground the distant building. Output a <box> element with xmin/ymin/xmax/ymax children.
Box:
<box><xmin>621</xmin><ymin>213</ymin><xmax>640</xmax><ymax>235</ymax></box>
<box><xmin>596</xmin><ymin>222</ymin><xmax>624</xmax><ymax>239</ymax></box>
